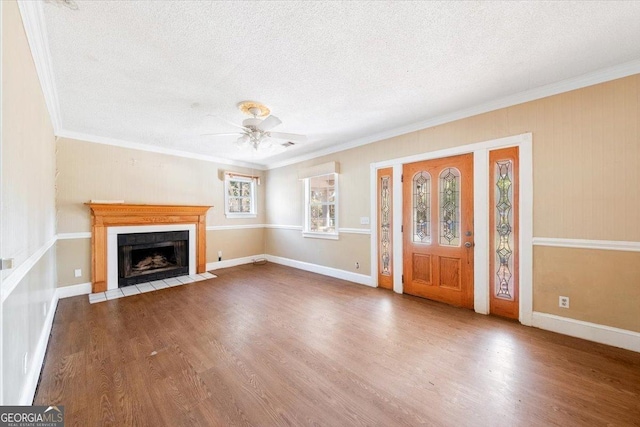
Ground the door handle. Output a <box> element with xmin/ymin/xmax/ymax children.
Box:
<box><xmin>464</xmin><ymin>242</ymin><xmax>473</xmax><ymax>248</ymax></box>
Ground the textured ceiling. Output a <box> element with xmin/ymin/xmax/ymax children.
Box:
<box><xmin>41</xmin><ymin>1</ymin><xmax>640</xmax><ymax>167</ymax></box>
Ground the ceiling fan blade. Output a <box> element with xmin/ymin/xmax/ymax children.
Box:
<box><xmin>200</xmin><ymin>132</ymin><xmax>243</xmax><ymax>137</ymax></box>
<box><xmin>204</xmin><ymin>114</ymin><xmax>247</xmax><ymax>131</ymax></box>
<box><xmin>257</xmin><ymin>115</ymin><xmax>282</xmax><ymax>131</ymax></box>
<box><xmin>268</xmin><ymin>132</ymin><xmax>307</xmax><ymax>142</ymax></box>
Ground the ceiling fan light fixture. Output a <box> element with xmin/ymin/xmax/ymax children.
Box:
<box><xmin>204</xmin><ymin>101</ymin><xmax>306</xmax><ymax>153</ymax></box>
<box><xmin>259</xmin><ymin>139</ymin><xmax>273</xmax><ymax>150</ymax></box>
<box><xmin>235</xmin><ymin>135</ymin><xmax>249</xmax><ymax>148</ymax></box>
<box><xmin>237</xmin><ymin>101</ymin><xmax>270</xmax><ymax>117</ymax></box>
<box><xmin>242</xmin><ymin>117</ymin><xmax>262</xmax><ymax>128</ymax></box>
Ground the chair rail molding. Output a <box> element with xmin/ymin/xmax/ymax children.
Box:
<box><xmin>533</xmin><ymin>237</ymin><xmax>640</xmax><ymax>252</ymax></box>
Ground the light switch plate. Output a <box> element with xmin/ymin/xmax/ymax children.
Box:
<box><xmin>0</xmin><ymin>258</ymin><xmax>14</xmax><ymax>270</ymax></box>
<box><xmin>74</xmin><ymin>269</ymin><xmax>82</xmax><ymax>278</ymax></box>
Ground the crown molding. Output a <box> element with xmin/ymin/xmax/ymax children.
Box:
<box><xmin>17</xmin><ymin>0</ymin><xmax>62</xmax><ymax>133</ymax></box>
<box><xmin>17</xmin><ymin>0</ymin><xmax>640</xmax><ymax>172</ymax></box>
<box><xmin>58</xmin><ymin>61</ymin><xmax>640</xmax><ymax>172</ymax></box>
<box><xmin>57</xmin><ymin>129</ymin><xmax>267</xmax><ymax>170</ymax></box>
<box><xmin>264</xmin><ymin>60</ymin><xmax>640</xmax><ymax>170</ymax></box>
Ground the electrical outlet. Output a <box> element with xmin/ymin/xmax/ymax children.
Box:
<box><xmin>23</xmin><ymin>352</ymin><xmax>28</xmax><ymax>374</ymax></box>
<box><xmin>74</xmin><ymin>269</ymin><xmax>82</xmax><ymax>278</ymax></box>
<box><xmin>360</xmin><ymin>217</ymin><xmax>370</xmax><ymax>225</ymax></box>
<box><xmin>559</xmin><ymin>296</ymin><xmax>570</xmax><ymax>308</ymax></box>
<box><xmin>355</xmin><ymin>262</ymin><xmax>360</xmax><ymax>269</ymax></box>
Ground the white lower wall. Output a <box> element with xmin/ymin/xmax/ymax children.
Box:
<box><xmin>2</xmin><ymin>244</ymin><xmax>57</xmax><ymax>405</ymax></box>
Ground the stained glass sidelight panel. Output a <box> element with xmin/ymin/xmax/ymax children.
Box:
<box><xmin>380</xmin><ymin>175</ymin><xmax>392</xmax><ymax>275</ymax></box>
<box><xmin>495</xmin><ymin>160</ymin><xmax>514</xmax><ymax>300</ymax></box>
<box><xmin>439</xmin><ymin>168</ymin><xmax>461</xmax><ymax>246</ymax></box>
<box><xmin>412</xmin><ymin>172</ymin><xmax>431</xmax><ymax>243</ymax></box>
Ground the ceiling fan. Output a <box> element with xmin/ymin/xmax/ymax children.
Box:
<box><xmin>202</xmin><ymin>101</ymin><xmax>307</xmax><ymax>151</ymax></box>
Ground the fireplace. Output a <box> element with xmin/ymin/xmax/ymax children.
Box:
<box><xmin>117</xmin><ymin>231</ymin><xmax>189</xmax><ymax>287</ymax></box>
<box><xmin>87</xmin><ymin>204</ymin><xmax>210</xmax><ymax>292</ymax></box>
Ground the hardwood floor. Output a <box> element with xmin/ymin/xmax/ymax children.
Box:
<box><xmin>36</xmin><ymin>264</ymin><xmax>640</xmax><ymax>426</ymax></box>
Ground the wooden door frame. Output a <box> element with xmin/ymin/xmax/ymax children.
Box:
<box><xmin>369</xmin><ymin>133</ymin><xmax>533</xmax><ymax>326</ymax></box>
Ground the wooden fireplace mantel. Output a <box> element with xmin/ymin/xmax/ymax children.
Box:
<box><xmin>86</xmin><ymin>203</ymin><xmax>212</xmax><ymax>293</ymax></box>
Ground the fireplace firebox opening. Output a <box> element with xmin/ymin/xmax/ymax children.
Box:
<box><xmin>117</xmin><ymin>231</ymin><xmax>189</xmax><ymax>287</ymax></box>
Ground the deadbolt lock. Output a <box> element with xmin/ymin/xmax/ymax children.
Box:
<box><xmin>464</xmin><ymin>242</ymin><xmax>473</xmax><ymax>248</ymax></box>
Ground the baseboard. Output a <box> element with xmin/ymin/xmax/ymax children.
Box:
<box><xmin>206</xmin><ymin>254</ymin><xmax>266</xmax><ymax>271</ymax></box>
<box><xmin>56</xmin><ymin>282</ymin><xmax>92</xmax><ymax>299</ymax></box>
<box><xmin>532</xmin><ymin>312</ymin><xmax>640</xmax><ymax>353</ymax></box>
<box><xmin>19</xmin><ymin>291</ymin><xmax>59</xmax><ymax>405</ymax></box>
<box><xmin>265</xmin><ymin>255</ymin><xmax>374</xmax><ymax>287</ymax></box>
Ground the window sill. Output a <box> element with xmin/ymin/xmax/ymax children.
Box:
<box><xmin>225</xmin><ymin>213</ymin><xmax>257</xmax><ymax>219</ymax></box>
<box><xmin>302</xmin><ymin>231</ymin><xmax>339</xmax><ymax>240</ymax></box>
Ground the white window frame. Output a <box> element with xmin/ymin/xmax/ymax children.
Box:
<box><xmin>303</xmin><ymin>173</ymin><xmax>339</xmax><ymax>240</ymax></box>
<box><xmin>224</xmin><ymin>175</ymin><xmax>257</xmax><ymax>219</ymax></box>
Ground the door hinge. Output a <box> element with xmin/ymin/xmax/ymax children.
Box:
<box><xmin>402</xmin><ymin>274</ymin><xmax>404</xmax><ymax>283</ymax></box>
<box><xmin>401</xmin><ymin>174</ymin><xmax>403</xmax><ymax>183</ymax></box>
<box><xmin>401</xmin><ymin>225</ymin><xmax>403</xmax><ymax>232</ymax></box>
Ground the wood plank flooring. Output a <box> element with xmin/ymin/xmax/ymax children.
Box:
<box><xmin>35</xmin><ymin>263</ymin><xmax>640</xmax><ymax>426</ymax></box>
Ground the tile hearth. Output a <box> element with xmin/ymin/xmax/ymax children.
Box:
<box><xmin>88</xmin><ymin>272</ymin><xmax>216</xmax><ymax>304</ymax></box>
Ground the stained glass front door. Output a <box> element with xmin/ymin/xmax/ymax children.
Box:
<box><xmin>402</xmin><ymin>154</ymin><xmax>474</xmax><ymax>309</ymax></box>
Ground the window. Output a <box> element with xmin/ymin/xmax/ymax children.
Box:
<box><xmin>303</xmin><ymin>173</ymin><xmax>338</xmax><ymax>239</ymax></box>
<box><xmin>224</xmin><ymin>175</ymin><xmax>257</xmax><ymax>218</ymax></box>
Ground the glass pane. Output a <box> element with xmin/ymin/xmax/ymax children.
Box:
<box><xmin>228</xmin><ymin>197</ymin><xmax>240</xmax><ymax>213</ymax></box>
<box><xmin>439</xmin><ymin>167</ymin><xmax>461</xmax><ymax>246</ymax></box>
<box><xmin>240</xmin><ymin>182</ymin><xmax>251</xmax><ymax>197</ymax></box>
<box><xmin>228</xmin><ymin>181</ymin><xmax>240</xmax><ymax>197</ymax></box>
<box><xmin>308</xmin><ymin>174</ymin><xmax>337</xmax><ymax>233</ymax></box>
<box><xmin>380</xmin><ymin>175</ymin><xmax>391</xmax><ymax>275</ymax></box>
<box><xmin>310</xmin><ymin>176</ymin><xmax>335</xmax><ymax>203</ymax></box>
<box><xmin>495</xmin><ymin>160</ymin><xmax>514</xmax><ymax>300</ymax></box>
<box><xmin>311</xmin><ymin>190</ymin><xmax>326</xmax><ymax>203</ymax></box>
<box><xmin>241</xmin><ymin>197</ymin><xmax>252</xmax><ymax>213</ymax></box>
<box><xmin>412</xmin><ymin>171</ymin><xmax>431</xmax><ymax>243</ymax></box>
<box><xmin>310</xmin><ymin>204</ymin><xmax>335</xmax><ymax>232</ymax></box>
<box><xmin>327</xmin><ymin>188</ymin><xmax>336</xmax><ymax>203</ymax></box>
